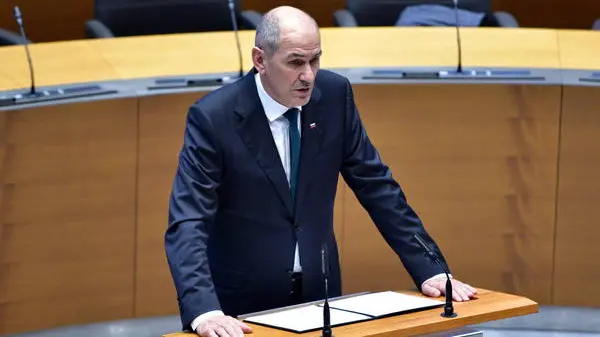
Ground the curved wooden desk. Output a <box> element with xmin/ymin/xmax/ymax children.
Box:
<box><xmin>0</xmin><ymin>27</ymin><xmax>599</xmax><ymax>335</ymax></box>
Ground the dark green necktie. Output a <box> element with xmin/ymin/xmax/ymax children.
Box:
<box><xmin>284</xmin><ymin>108</ymin><xmax>300</xmax><ymax>204</ymax></box>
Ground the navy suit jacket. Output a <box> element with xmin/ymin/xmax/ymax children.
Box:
<box><xmin>165</xmin><ymin>68</ymin><xmax>448</xmax><ymax>330</ymax></box>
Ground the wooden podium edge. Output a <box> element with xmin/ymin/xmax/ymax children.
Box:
<box><xmin>162</xmin><ymin>288</ymin><xmax>539</xmax><ymax>337</ymax></box>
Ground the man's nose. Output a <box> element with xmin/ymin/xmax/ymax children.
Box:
<box><xmin>299</xmin><ymin>64</ymin><xmax>316</xmax><ymax>83</ymax></box>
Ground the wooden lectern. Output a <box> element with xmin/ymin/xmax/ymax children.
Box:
<box><xmin>163</xmin><ymin>288</ymin><xmax>538</xmax><ymax>337</ymax></box>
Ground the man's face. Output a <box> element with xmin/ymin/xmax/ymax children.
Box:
<box><xmin>253</xmin><ymin>28</ymin><xmax>321</xmax><ymax>108</ymax></box>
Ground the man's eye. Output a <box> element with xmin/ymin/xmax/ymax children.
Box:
<box><xmin>289</xmin><ymin>59</ymin><xmax>304</xmax><ymax>66</ymax></box>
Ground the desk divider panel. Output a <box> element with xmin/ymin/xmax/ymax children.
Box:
<box><xmin>0</xmin><ymin>98</ymin><xmax>139</xmax><ymax>334</ymax></box>
<box><xmin>554</xmin><ymin>86</ymin><xmax>600</xmax><ymax>306</ymax></box>
<box><xmin>135</xmin><ymin>92</ymin><xmax>204</xmax><ymax>318</ymax></box>
<box><xmin>341</xmin><ymin>83</ymin><xmax>560</xmax><ymax>306</ymax></box>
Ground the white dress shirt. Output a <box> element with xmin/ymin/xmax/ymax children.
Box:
<box><xmin>191</xmin><ymin>73</ymin><xmax>449</xmax><ymax>331</ymax></box>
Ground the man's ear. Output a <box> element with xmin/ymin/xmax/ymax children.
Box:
<box><xmin>252</xmin><ymin>47</ymin><xmax>266</xmax><ymax>74</ymax></box>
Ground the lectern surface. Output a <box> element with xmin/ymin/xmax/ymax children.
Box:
<box><xmin>163</xmin><ymin>288</ymin><xmax>538</xmax><ymax>337</ymax></box>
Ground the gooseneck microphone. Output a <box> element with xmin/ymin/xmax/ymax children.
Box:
<box><xmin>321</xmin><ymin>243</ymin><xmax>333</xmax><ymax>337</ymax></box>
<box><xmin>414</xmin><ymin>234</ymin><xmax>457</xmax><ymax>318</ymax></box>
<box><xmin>13</xmin><ymin>6</ymin><xmax>41</xmax><ymax>98</ymax></box>
<box><xmin>227</xmin><ymin>0</ymin><xmax>244</xmax><ymax>79</ymax></box>
<box><xmin>174</xmin><ymin>0</ymin><xmax>242</xmax><ymax>88</ymax></box>
<box><xmin>451</xmin><ymin>0</ymin><xmax>464</xmax><ymax>73</ymax></box>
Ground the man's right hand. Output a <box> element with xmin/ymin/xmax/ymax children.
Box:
<box><xmin>195</xmin><ymin>316</ymin><xmax>253</xmax><ymax>337</ymax></box>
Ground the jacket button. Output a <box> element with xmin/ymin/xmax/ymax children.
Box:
<box><xmin>294</xmin><ymin>222</ymin><xmax>300</xmax><ymax>229</ymax></box>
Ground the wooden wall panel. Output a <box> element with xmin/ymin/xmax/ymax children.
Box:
<box><xmin>340</xmin><ymin>84</ymin><xmax>560</xmax><ymax>305</ymax></box>
<box><xmin>135</xmin><ymin>92</ymin><xmax>205</xmax><ymax>317</ymax></box>
<box><xmin>554</xmin><ymin>86</ymin><xmax>600</xmax><ymax>306</ymax></box>
<box><xmin>0</xmin><ymin>99</ymin><xmax>138</xmax><ymax>335</ymax></box>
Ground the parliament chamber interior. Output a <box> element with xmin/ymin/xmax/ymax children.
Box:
<box><xmin>1</xmin><ymin>0</ymin><xmax>600</xmax><ymax>336</ymax></box>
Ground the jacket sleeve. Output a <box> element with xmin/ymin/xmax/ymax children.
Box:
<box><xmin>339</xmin><ymin>78</ymin><xmax>449</xmax><ymax>289</ymax></box>
<box><xmin>165</xmin><ymin>104</ymin><xmax>223</xmax><ymax>330</ymax></box>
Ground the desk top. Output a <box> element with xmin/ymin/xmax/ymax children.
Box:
<box><xmin>163</xmin><ymin>288</ymin><xmax>538</xmax><ymax>337</ymax></box>
<box><xmin>1</xmin><ymin>27</ymin><xmax>599</xmax><ymax>94</ymax></box>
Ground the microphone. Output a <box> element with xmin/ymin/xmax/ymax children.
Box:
<box><xmin>227</xmin><ymin>0</ymin><xmax>244</xmax><ymax>79</ymax></box>
<box><xmin>321</xmin><ymin>243</ymin><xmax>333</xmax><ymax>337</ymax></box>
<box><xmin>147</xmin><ymin>0</ymin><xmax>242</xmax><ymax>90</ymax></box>
<box><xmin>0</xmin><ymin>6</ymin><xmax>118</xmax><ymax>107</ymax></box>
<box><xmin>451</xmin><ymin>0</ymin><xmax>464</xmax><ymax>73</ymax></box>
<box><xmin>413</xmin><ymin>234</ymin><xmax>457</xmax><ymax>318</ymax></box>
<box><xmin>13</xmin><ymin>6</ymin><xmax>41</xmax><ymax>98</ymax></box>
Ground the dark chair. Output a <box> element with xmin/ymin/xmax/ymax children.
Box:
<box><xmin>85</xmin><ymin>0</ymin><xmax>263</xmax><ymax>39</ymax></box>
<box><xmin>0</xmin><ymin>27</ymin><xmax>28</xmax><ymax>46</ymax></box>
<box><xmin>333</xmin><ymin>0</ymin><xmax>519</xmax><ymax>28</ymax></box>
<box><xmin>593</xmin><ymin>18</ymin><xmax>600</xmax><ymax>30</ymax></box>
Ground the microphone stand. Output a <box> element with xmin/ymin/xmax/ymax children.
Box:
<box><xmin>452</xmin><ymin>0</ymin><xmax>463</xmax><ymax>74</ymax></box>
<box><xmin>414</xmin><ymin>234</ymin><xmax>457</xmax><ymax>318</ymax></box>
<box><xmin>13</xmin><ymin>6</ymin><xmax>43</xmax><ymax>99</ymax></box>
<box><xmin>321</xmin><ymin>244</ymin><xmax>333</xmax><ymax>337</ymax></box>
<box><xmin>152</xmin><ymin>0</ymin><xmax>243</xmax><ymax>89</ymax></box>
<box><xmin>0</xmin><ymin>6</ymin><xmax>118</xmax><ymax>107</ymax></box>
<box><xmin>228</xmin><ymin>0</ymin><xmax>244</xmax><ymax>79</ymax></box>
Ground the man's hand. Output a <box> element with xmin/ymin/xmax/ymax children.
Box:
<box><xmin>195</xmin><ymin>316</ymin><xmax>253</xmax><ymax>337</ymax></box>
<box><xmin>421</xmin><ymin>277</ymin><xmax>477</xmax><ymax>302</ymax></box>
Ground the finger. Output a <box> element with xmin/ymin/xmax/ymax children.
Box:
<box><xmin>461</xmin><ymin>284</ymin><xmax>475</xmax><ymax>298</ymax></box>
<box><xmin>465</xmin><ymin>283</ymin><xmax>478</xmax><ymax>295</ymax></box>
<box><xmin>220</xmin><ymin>320</ymin><xmax>243</xmax><ymax>337</ymax></box>
<box><xmin>214</xmin><ymin>326</ymin><xmax>229</xmax><ymax>337</ymax></box>
<box><xmin>452</xmin><ymin>281</ymin><xmax>472</xmax><ymax>298</ymax></box>
<box><xmin>451</xmin><ymin>287</ymin><xmax>460</xmax><ymax>302</ymax></box>
<box><xmin>236</xmin><ymin>320</ymin><xmax>253</xmax><ymax>333</ymax></box>
<box><xmin>421</xmin><ymin>283</ymin><xmax>442</xmax><ymax>298</ymax></box>
<box><xmin>455</xmin><ymin>285</ymin><xmax>469</xmax><ymax>302</ymax></box>
<box><xmin>197</xmin><ymin>327</ymin><xmax>219</xmax><ymax>337</ymax></box>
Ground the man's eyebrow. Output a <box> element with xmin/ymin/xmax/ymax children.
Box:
<box><xmin>287</xmin><ymin>50</ymin><xmax>323</xmax><ymax>59</ymax></box>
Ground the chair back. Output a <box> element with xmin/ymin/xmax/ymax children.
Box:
<box><xmin>93</xmin><ymin>0</ymin><xmax>241</xmax><ymax>37</ymax></box>
<box><xmin>346</xmin><ymin>0</ymin><xmax>492</xmax><ymax>26</ymax></box>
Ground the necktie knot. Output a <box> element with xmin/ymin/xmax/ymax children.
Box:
<box><xmin>284</xmin><ymin>108</ymin><xmax>299</xmax><ymax>127</ymax></box>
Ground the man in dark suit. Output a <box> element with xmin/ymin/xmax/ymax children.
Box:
<box><xmin>165</xmin><ymin>6</ymin><xmax>476</xmax><ymax>337</ymax></box>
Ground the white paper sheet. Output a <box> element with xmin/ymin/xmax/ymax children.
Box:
<box><xmin>243</xmin><ymin>304</ymin><xmax>371</xmax><ymax>332</ymax></box>
<box><xmin>327</xmin><ymin>291</ymin><xmax>444</xmax><ymax>317</ymax></box>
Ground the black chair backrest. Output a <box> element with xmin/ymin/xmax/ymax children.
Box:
<box><xmin>93</xmin><ymin>0</ymin><xmax>241</xmax><ymax>37</ymax></box>
<box><xmin>346</xmin><ymin>0</ymin><xmax>492</xmax><ymax>26</ymax></box>
<box><xmin>0</xmin><ymin>28</ymin><xmax>27</xmax><ymax>45</ymax></box>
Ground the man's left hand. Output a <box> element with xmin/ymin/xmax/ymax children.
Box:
<box><xmin>421</xmin><ymin>278</ymin><xmax>477</xmax><ymax>302</ymax></box>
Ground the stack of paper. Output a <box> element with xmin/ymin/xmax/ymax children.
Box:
<box><xmin>242</xmin><ymin>291</ymin><xmax>444</xmax><ymax>333</ymax></box>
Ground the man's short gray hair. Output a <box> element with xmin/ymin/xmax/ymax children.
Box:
<box><xmin>255</xmin><ymin>14</ymin><xmax>280</xmax><ymax>57</ymax></box>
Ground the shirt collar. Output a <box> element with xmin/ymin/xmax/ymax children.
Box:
<box><xmin>255</xmin><ymin>73</ymin><xmax>302</xmax><ymax>122</ymax></box>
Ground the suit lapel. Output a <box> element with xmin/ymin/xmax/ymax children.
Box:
<box><xmin>234</xmin><ymin>71</ymin><xmax>294</xmax><ymax>214</ymax></box>
<box><xmin>296</xmin><ymin>87</ymin><xmax>324</xmax><ymax>211</ymax></box>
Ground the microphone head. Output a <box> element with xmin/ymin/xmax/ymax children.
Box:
<box><xmin>452</xmin><ymin>0</ymin><xmax>458</xmax><ymax>6</ymax></box>
<box><xmin>13</xmin><ymin>6</ymin><xmax>22</xmax><ymax>21</ymax></box>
